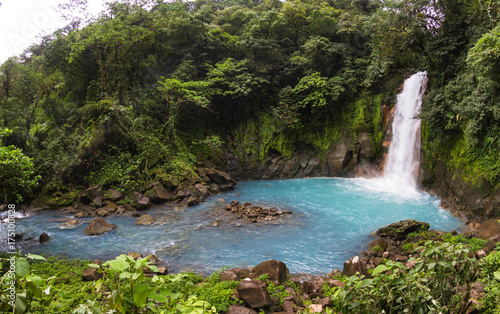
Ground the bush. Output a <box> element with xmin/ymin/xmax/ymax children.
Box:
<box><xmin>0</xmin><ymin>146</ymin><xmax>40</xmax><ymax>203</ymax></box>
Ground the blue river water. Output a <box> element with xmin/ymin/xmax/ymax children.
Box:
<box><xmin>11</xmin><ymin>177</ymin><xmax>464</xmax><ymax>275</ymax></box>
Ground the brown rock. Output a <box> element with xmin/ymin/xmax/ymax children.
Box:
<box><xmin>39</xmin><ymin>232</ymin><xmax>50</xmax><ymax>243</ymax></box>
<box><xmin>147</xmin><ymin>185</ymin><xmax>173</xmax><ymax>204</ymax></box>
<box><xmin>282</xmin><ymin>300</ymin><xmax>295</xmax><ymax>313</ymax></box>
<box><xmin>187</xmin><ymin>197</ymin><xmax>199</xmax><ymax>206</ymax></box>
<box><xmin>302</xmin><ymin>281</ymin><xmax>321</xmax><ymax>295</ymax></box>
<box><xmin>157</xmin><ymin>266</ymin><xmax>168</xmax><ymax>275</ymax></box>
<box><xmin>233</xmin><ymin>268</ymin><xmax>252</xmax><ymax>279</ymax></box>
<box><xmin>375</xmin><ymin>219</ymin><xmax>430</xmax><ymax>240</ymax></box>
<box><xmin>475</xmin><ymin>219</ymin><xmax>500</xmax><ymax>240</ymax></box>
<box><xmin>368</xmin><ymin>238</ymin><xmax>388</xmax><ymax>251</ymax></box>
<box><xmin>195</xmin><ymin>184</ymin><xmax>209</xmax><ymax>197</ymax></box>
<box><xmin>106</xmin><ymin>189</ymin><xmax>122</xmax><ymax>201</ymax></box>
<box><xmin>252</xmin><ymin>260</ymin><xmax>289</xmax><ymax>284</ymax></box>
<box><xmin>341</xmin><ymin>256</ymin><xmax>367</xmax><ymax>277</ymax></box>
<box><xmin>97</xmin><ymin>208</ymin><xmax>108</xmax><ymax>216</ymax></box>
<box><xmin>327</xmin><ymin>280</ymin><xmax>346</xmax><ymax>288</ymax></box>
<box><xmin>133</xmin><ymin>192</ymin><xmax>150</xmax><ymax>210</ymax></box>
<box><xmin>135</xmin><ymin>214</ymin><xmax>155</xmax><ymax>225</ymax></box>
<box><xmin>237</xmin><ymin>280</ymin><xmax>271</xmax><ymax>309</ymax></box>
<box><xmin>221</xmin><ymin>270</ymin><xmax>240</xmax><ymax>281</ymax></box>
<box><xmin>206</xmin><ymin>169</ymin><xmax>237</xmax><ymax>186</ymax></box>
<box><xmin>82</xmin><ymin>267</ymin><xmax>103</xmax><ymax>281</ymax></box>
<box><xmin>80</xmin><ymin>185</ymin><xmax>104</xmax><ymax>204</ymax></box>
<box><xmin>225</xmin><ymin>305</ymin><xmax>258</xmax><ymax>314</ymax></box>
<box><xmin>107</xmin><ymin>201</ymin><xmax>117</xmax><ymax>210</ymax></box>
<box><xmin>85</xmin><ymin>217</ymin><xmax>116</xmax><ymax>236</ymax></box>
<box><xmin>128</xmin><ymin>252</ymin><xmax>142</xmax><ymax>260</ymax></box>
<box><xmin>147</xmin><ymin>255</ymin><xmax>161</xmax><ymax>265</ymax></box>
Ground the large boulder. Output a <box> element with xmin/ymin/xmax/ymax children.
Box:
<box><xmin>475</xmin><ymin>219</ymin><xmax>500</xmax><ymax>240</ymax></box>
<box><xmin>368</xmin><ymin>238</ymin><xmax>388</xmax><ymax>251</ymax></box>
<box><xmin>39</xmin><ymin>232</ymin><xmax>50</xmax><ymax>243</ymax></box>
<box><xmin>85</xmin><ymin>217</ymin><xmax>116</xmax><ymax>236</ymax></box>
<box><xmin>206</xmin><ymin>169</ymin><xmax>236</xmax><ymax>186</ymax></box>
<box><xmin>147</xmin><ymin>185</ymin><xmax>173</xmax><ymax>204</ymax></box>
<box><xmin>106</xmin><ymin>189</ymin><xmax>122</xmax><ymax>201</ymax></box>
<box><xmin>80</xmin><ymin>185</ymin><xmax>104</xmax><ymax>205</ymax></box>
<box><xmin>252</xmin><ymin>260</ymin><xmax>289</xmax><ymax>284</ymax></box>
<box><xmin>133</xmin><ymin>192</ymin><xmax>150</xmax><ymax>210</ymax></box>
<box><xmin>237</xmin><ymin>280</ymin><xmax>271</xmax><ymax>309</ymax></box>
<box><xmin>341</xmin><ymin>256</ymin><xmax>367</xmax><ymax>277</ymax></box>
<box><xmin>375</xmin><ymin>219</ymin><xmax>430</xmax><ymax>240</ymax></box>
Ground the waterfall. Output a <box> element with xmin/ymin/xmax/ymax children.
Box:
<box><xmin>383</xmin><ymin>71</ymin><xmax>428</xmax><ymax>193</ymax></box>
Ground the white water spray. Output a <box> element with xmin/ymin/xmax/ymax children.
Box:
<box><xmin>383</xmin><ymin>71</ymin><xmax>428</xmax><ymax>193</ymax></box>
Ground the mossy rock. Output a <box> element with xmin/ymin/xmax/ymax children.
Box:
<box><xmin>375</xmin><ymin>219</ymin><xmax>430</xmax><ymax>240</ymax></box>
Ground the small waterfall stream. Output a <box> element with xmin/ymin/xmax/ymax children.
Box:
<box><xmin>382</xmin><ymin>72</ymin><xmax>428</xmax><ymax>194</ymax></box>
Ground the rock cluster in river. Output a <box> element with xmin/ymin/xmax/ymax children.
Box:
<box><xmin>208</xmin><ymin>200</ymin><xmax>293</xmax><ymax>226</ymax></box>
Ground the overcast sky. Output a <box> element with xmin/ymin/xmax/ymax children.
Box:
<box><xmin>0</xmin><ymin>0</ymin><xmax>106</xmax><ymax>63</ymax></box>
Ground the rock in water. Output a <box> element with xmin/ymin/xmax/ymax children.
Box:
<box><xmin>135</xmin><ymin>214</ymin><xmax>155</xmax><ymax>225</ymax></box>
<box><xmin>39</xmin><ymin>232</ymin><xmax>50</xmax><ymax>243</ymax></box>
<box><xmin>375</xmin><ymin>219</ymin><xmax>430</xmax><ymax>240</ymax></box>
<box><xmin>85</xmin><ymin>217</ymin><xmax>116</xmax><ymax>236</ymax></box>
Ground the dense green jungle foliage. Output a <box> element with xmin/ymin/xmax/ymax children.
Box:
<box><xmin>0</xmin><ymin>0</ymin><xmax>499</xmax><ymax>203</ymax></box>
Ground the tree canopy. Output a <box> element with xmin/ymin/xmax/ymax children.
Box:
<box><xmin>0</xmin><ymin>0</ymin><xmax>498</xmax><ymax>201</ymax></box>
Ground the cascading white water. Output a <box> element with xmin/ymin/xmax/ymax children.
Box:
<box><xmin>383</xmin><ymin>71</ymin><xmax>428</xmax><ymax>193</ymax></box>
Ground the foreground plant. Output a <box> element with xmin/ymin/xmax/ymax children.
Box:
<box><xmin>88</xmin><ymin>254</ymin><xmax>162</xmax><ymax>313</ymax></box>
<box><xmin>325</xmin><ymin>240</ymin><xmax>481</xmax><ymax>313</ymax></box>
<box><xmin>0</xmin><ymin>253</ymin><xmax>54</xmax><ymax>313</ymax></box>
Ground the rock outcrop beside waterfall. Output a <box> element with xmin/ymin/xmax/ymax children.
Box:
<box><xmin>420</xmin><ymin>159</ymin><xmax>500</xmax><ymax>222</ymax></box>
<box><xmin>227</xmin><ymin>132</ymin><xmax>381</xmax><ymax>181</ymax></box>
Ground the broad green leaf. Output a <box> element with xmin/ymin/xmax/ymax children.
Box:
<box><xmin>105</xmin><ymin>258</ymin><xmax>129</xmax><ymax>272</ymax></box>
<box><xmin>26</xmin><ymin>254</ymin><xmax>46</xmax><ymax>261</ymax></box>
<box><xmin>28</xmin><ymin>275</ymin><xmax>44</xmax><ymax>285</ymax></box>
<box><xmin>27</xmin><ymin>280</ymin><xmax>42</xmax><ymax>298</ymax></box>
<box><xmin>372</xmin><ymin>264</ymin><xmax>388</xmax><ymax>275</ymax></box>
<box><xmin>119</xmin><ymin>271</ymin><xmax>132</xmax><ymax>279</ymax></box>
<box><xmin>391</xmin><ymin>278</ymin><xmax>404</xmax><ymax>285</ymax></box>
<box><xmin>133</xmin><ymin>284</ymin><xmax>150</xmax><ymax>307</ymax></box>
<box><xmin>132</xmin><ymin>272</ymin><xmax>141</xmax><ymax>280</ymax></box>
<box><xmin>149</xmin><ymin>291</ymin><xmax>168</xmax><ymax>302</ymax></box>
<box><xmin>15</xmin><ymin>292</ymin><xmax>27</xmax><ymax>314</ymax></box>
<box><xmin>427</xmin><ymin>262</ymin><xmax>436</xmax><ymax>270</ymax></box>
<box><xmin>15</xmin><ymin>258</ymin><xmax>30</xmax><ymax>278</ymax></box>
<box><xmin>94</xmin><ymin>278</ymin><xmax>103</xmax><ymax>292</ymax></box>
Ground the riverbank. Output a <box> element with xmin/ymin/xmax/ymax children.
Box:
<box><xmin>2</xmin><ymin>218</ymin><xmax>499</xmax><ymax>313</ymax></box>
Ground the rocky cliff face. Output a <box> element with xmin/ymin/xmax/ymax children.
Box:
<box><xmin>227</xmin><ymin>131</ymin><xmax>380</xmax><ymax>180</ymax></box>
<box><xmin>420</xmin><ymin>157</ymin><xmax>500</xmax><ymax>222</ymax></box>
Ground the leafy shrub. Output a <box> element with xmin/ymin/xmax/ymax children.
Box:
<box><xmin>0</xmin><ymin>128</ymin><xmax>40</xmax><ymax>202</ymax></box>
<box><xmin>481</xmin><ymin>249</ymin><xmax>500</xmax><ymax>313</ymax></box>
<box><xmin>0</xmin><ymin>254</ymin><xmax>54</xmax><ymax>313</ymax></box>
<box><xmin>324</xmin><ymin>241</ymin><xmax>480</xmax><ymax>313</ymax></box>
